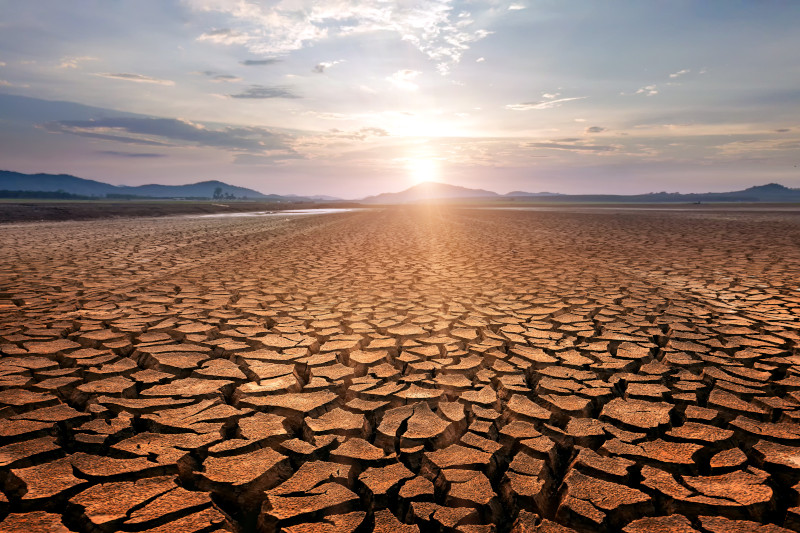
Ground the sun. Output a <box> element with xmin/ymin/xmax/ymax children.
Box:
<box><xmin>406</xmin><ymin>157</ymin><xmax>439</xmax><ymax>186</ymax></box>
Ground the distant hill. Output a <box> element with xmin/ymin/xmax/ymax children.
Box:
<box><xmin>363</xmin><ymin>181</ymin><xmax>800</xmax><ymax>204</ymax></box>
<box><xmin>361</xmin><ymin>181</ymin><xmax>500</xmax><ymax>204</ymax></box>
<box><xmin>4</xmin><ymin>170</ymin><xmax>799</xmax><ymax>204</ymax></box>
<box><xmin>504</xmin><ymin>191</ymin><xmax>563</xmax><ymax>197</ymax></box>
<box><xmin>284</xmin><ymin>193</ymin><xmax>342</xmax><ymax>201</ymax></box>
<box><xmin>501</xmin><ymin>183</ymin><xmax>800</xmax><ymax>203</ymax></box>
<box><xmin>118</xmin><ymin>180</ymin><xmax>268</xmax><ymax>199</ymax></box>
<box><xmin>0</xmin><ymin>170</ymin><xmax>304</xmax><ymax>201</ymax></box>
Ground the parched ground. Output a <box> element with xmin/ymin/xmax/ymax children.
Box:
<box><xmin>1</xmin><ymin>206</ymin><xmax>800</xmax><ymax>533</ymax></box>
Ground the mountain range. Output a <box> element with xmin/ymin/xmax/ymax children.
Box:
<box><xmin>2</xmin><ymin>170</ymin><xmax>800</xmax><ymax>203</ymax></box>
<box><xmin>361</xmin><ymin>181</ymin><xmax>800</xmax><ymax>204</ymax></box>
<box><xmin>0</xmin><ymin>170</ymin><xmax>313</xmax><ymax>201</ymax></box>
<box><xmin>361</xmin><ymin>182</ymin><xmax>562</xmax><ymax>203</ymax></box>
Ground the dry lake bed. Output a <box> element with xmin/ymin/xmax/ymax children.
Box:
<box><xmin>1</xmin><ymin>206</ymin><xmax>799</xmax><ymax>532</ymax></box>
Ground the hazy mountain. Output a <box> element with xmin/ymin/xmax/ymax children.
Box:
<box><xmin>0</xmin><ymin>170</ymin><xmax>280</xmax><ymax>199</ymax></box>
<box><xmin>4</xmin><ymin>170</ymin><xmax>799</xmax><ymax>204</ymax></box>
<box><xmin>116</xmin><ymin>180</ymin><xmax>268</xmax><ymax>199</ymax></box>
<box><xmin>284</xmin><ymin>193</ymin><xmax>342</xmax><ymax>201</ymax></box>
<box><xmin>361</xmin><ymin>181</ymin><xmax>499</xmax><ymax>204</ymax></box>
<box><xmin>504</xmin><ymin>191</ymin><xmax>564</xmax><ymax>197</ymax></box>
<box><xmin>499</xmin><ymin>183</ymin><xmax>800</xmax><ymax>203</ymax></box>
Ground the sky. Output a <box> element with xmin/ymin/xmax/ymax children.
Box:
<box><xmin>1</xmin><ymin>1</ymin><xmax>799</xmax><ymax>198</ymax></box>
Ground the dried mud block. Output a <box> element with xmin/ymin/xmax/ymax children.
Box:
<box><xmin>5</xmin><ymin>456</ymin><xmax>87</xmax><ymax>502</ymax></box>
<box><xmin>237</xmin><ymin>391</ymin><xmax>339</xmax><ymax>429</ymax></box>
<box><xmin>622</xmin><ymin>514</ymin><xmax>701</xmax><ymax>532</ymax></box>
<box><xmin>641</xmin><ymin>465</ymin><xmax>774</xmax><ymax>519</ymax></box>
<box><xmin>124</xmin><ymin>486</ymin><xmax>213</xmax><ymax>527</ymax></box>
<box><xmin>133</xmin><ymin>506</ymin><xmax>233</xmax><ymax>533</ymax></box>
<box><xmin>699</xmin><ymin>515</ymin><xmax>794</xmax><ymax>533</ymax></box>
<box><xmin>599</xmin><ymin>398</ymin><xmax>672</xmax><ymax>433</ymax></box>
<box><xmin>140</xmin><ymin>377</ymin><xmax>235</xmax><ymax>400</ymax></box>
<box><xmin>373</xmin><ymin>508</ymin><xmax>420</xmax><ymax>533</ymax></box>
<box><xmin>196</xmin><ymin>446</ymin><xmax>291</xmax><ymax>510</ymax></box>
<box><xmin>261</xmin><ymin>482</ymin><xmax>360</xmax><ymax>530</ymax></box>
<box><xmin>511</xmin><ymin>510</ymin><xmax>579</xmax><ymax>532</ymax></box>
<box><xmin>556</xmin><ymin>470</ymin><xmax>653</xmax><ymax>530</ymax></box>
<box><xmin>282</xmin><ymin>511</ymin><xmax>366</xmax><ymax>533</ymax></box>
<box><xmin>68</xmin><ymin>476</ymin><xmax>177</xmax><ymax>529</ymax></box>
<box><xmin>0</xmin><ymin>511</ymin><xmax>77</xmax><ymax>533</ymax></box>
<box><xmin>443</xmin><ymin>469</ymin><xmax>502</xmax><ymax>523</ymax></box>
<box><xmin>0</xmin><ymin>437</ymin><xmax>60</xmax><ymax>469</ymax></box>
<box><xmin>359</xmin><ymin>461</ymin><xmax>414</xmax><ymax>506</ymax></box>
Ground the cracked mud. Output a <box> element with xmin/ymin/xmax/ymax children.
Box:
<box><xmin>1</xmin><ymin>206</ymin><xmax>799</xmax><ymax>532</ymax></box>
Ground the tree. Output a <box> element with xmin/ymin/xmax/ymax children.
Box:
<box><xmin>213</xmin><ymin>186</ymin><xmax>223</xmax><ymax>199</ymax></box>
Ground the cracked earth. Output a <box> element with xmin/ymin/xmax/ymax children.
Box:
<box><xmin>1</xmin><ymin>206</ymin><xmax>799</xmax><ymax>532</ymax></box>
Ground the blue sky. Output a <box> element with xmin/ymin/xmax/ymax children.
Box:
<box><xmin>1</xmin><ymin>1</ymin><xmax>799</xmax><ymax>197</ymax></box>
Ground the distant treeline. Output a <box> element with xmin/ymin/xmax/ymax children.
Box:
<box><xmin>0</xmin><ymin>189</ymin><xmax>282</xmax><ymax>201</ymax></box>
<box><xmin>0</xmin><ymin>189</ymin><xmax>91</xmax><ymax>199</ymax></box>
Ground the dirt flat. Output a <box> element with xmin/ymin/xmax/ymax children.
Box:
<box><xmin>0</xmin><ymin>200</ymin><xmax>358</xmax><ymax>224</ymax></box>
<box><xmin>0</xmin><ymin>206</ymin><xmax>799</xmax><ymax>532</ymax></box>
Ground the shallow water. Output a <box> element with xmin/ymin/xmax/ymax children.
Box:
<box><xmin>187</xmin><ymin>207</ymin><xmax>358</xmax><ymax>218</ymax></box>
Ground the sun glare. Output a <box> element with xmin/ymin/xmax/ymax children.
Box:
<box><xmin>406</xmin><ymin>157</ymin><xmax>439</xmax><ymax>186</ymax></box>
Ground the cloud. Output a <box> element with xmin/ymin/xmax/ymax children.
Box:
<box><xmin>59</xmin><ymin>56</ymin><xmax>98</xmax><ymax>69</ymax></box>
<box><xmin>775</xmin><ymin>128</ymin><xmax>791</xmax><ymax>133</ymax></box>
<box><xmin>41</xmin><ymin>117</ymin><xmax>290</xmax><ymax>152</ymax></box>
<box><xmin>476</xmin><ymin>57</ymin><xmax>485</xmax><ymax>63</ymax></box>
<box><xmin>526</xmin><ymin>141</ymin><xmax>615</xmax><ymax>152</ymax></box>
<box><xmin>199</xmin><ymin>71</ymin><xmax>242</xmax><ymax>82</ymax></box>
<box><xmin>186</xmin><ymin>0</ymin><xmax>493</xmax><ymax>74</ymax></box>
<box><xmin>387</xmin><ymin>69</ymin><xmax>421</xmax><ymax>91</ymax></box>
<box><xmin>716</xmin><ymin>138</ymin><xmax>800</xmax><ymax>156</ymax></box>
<box><xmin>96</xmin><ymin>73</ymin><xmax>175</xmax><ymax>85</ymax></box>
<box><xmin>0</xmin><ymin>62</ymin><xmax>5</xmax><ymax>67</ymax></box>
<box><xmin>96</xmin><ymin>151</ymin><xmax>167</xmax><ymax>158</ymax></box>
<box><xmin>584</xmin><ymin>126</ymin><xmax>607</xmax><ymax>134</ymax></box>
<box><xmin>327</xmin><ymin>127</ymin><xmax>390</xmax><ymax>140</ymax></box>
<box><xmin>312</xmin><ymin>60</ymin><xmax>344</xmax><ymax>73</ymax></box>
<box><xmin>635</xmin><ymin>85</ymin><xmax>658</xmax><ymax>96</ymax></box>
<box><xmin>508</xmin><ymin>3</ymin><xmax>526</xmax><ymax>10</ymax></box>
<box><xmin>234</xmin><ymin>151</ymin><xmax>304</xmax><ymax>164</ymax></box>
<box><xmin>669</xmin><ymin>69</ymin><xmax>690</xmax><ymax>78</ymax></box>
<box><xmin>229</xmin><ymin>85</ymin><xmax>300</xmax><ymax>99</ymax></box>
<box><xmin>241</xmin><ymin>58</ymin><xmax>281</xmax><ymax>66</ymax></box>
<box><xmin>197</xmin><ymin>28</ymin><xmax>250</xmax><ymax>45</ymax></box>
<box><xmin>505</xmin><ymin>96</ymin><xmax>586</xmax><ymax>111</ymax></box>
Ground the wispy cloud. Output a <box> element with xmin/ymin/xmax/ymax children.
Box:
<box><xmin>41</xmin><ymin>117</ymin><xmax>291</xmax><ymax>152</ymax></box>
<box><xmin>312</xmin><ymin>60</ymin><xmax>344</xmax><ymax>74</ymax></box>
<box><xmin>387</xmin><ymin>69</ymin><xmax>421</xmax><ymax>91</ymax></box>
<box><xmin>508</xmin><ymin>3</ymin><xmax>526</xmax><ymax>10</ymax></box>
<box><xmin>505</xmin><ymin>96</ymin><xmax>586</xmax><ymax>111</ymax></box>
<box><xmin>669</xmin><ymin>69</ymin><xmax>690</xmax><ymax>78</ymax></box>
<box><xmin>96</xmin><ymin>150</ymin><xmax>167</xmax><ymax>158</ymax></box>
<box><xmin>199</xmin><ymin>71</ymin><xmax>242</xmax><ymax>82</ymax></box>
<box><xmin>228</xmin><ymin>85</ymin><xmax>300</xmax><ymax>99</ymax></box>
<box><xmin>584</xmin><ymin>126</ymin><xmax>607</xmax><ymax>134</ymax></box>
<box><xmin>96</xmin><ymin>72</ymin><xmax>175</xmax><ymax>85</ymax></box>
<box><xmin>59</xmin><ymin>56</ymin><xmax>98</xmax><ymax>69</ymax></box>
<box><xmin>240</xmin><ymin>58</ymin><xmax>281</xmax><ymax>66</ymax></box>
<box><xmin>197</xmin><ymin>28</ymin><xmax>250</xmax><ymax>45</ymax></box>
<box><xmin>526</xmin><ymin>141</ymin><xmax>615</xmax><ymax>152</ymax></box>
<box><xmin>186</xmin><ymin>0</ymin><xmax>493</xmax><ymax>74</ymax></box>
<box><xmin>635</xmin><ymin>84</ymin><xmax>658</xmax><ymax>96</ymax></box>
<box><xmin>234</xmin><ymin>151</ymin><xmax>304</xmax><ymax>164</ymax></box>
